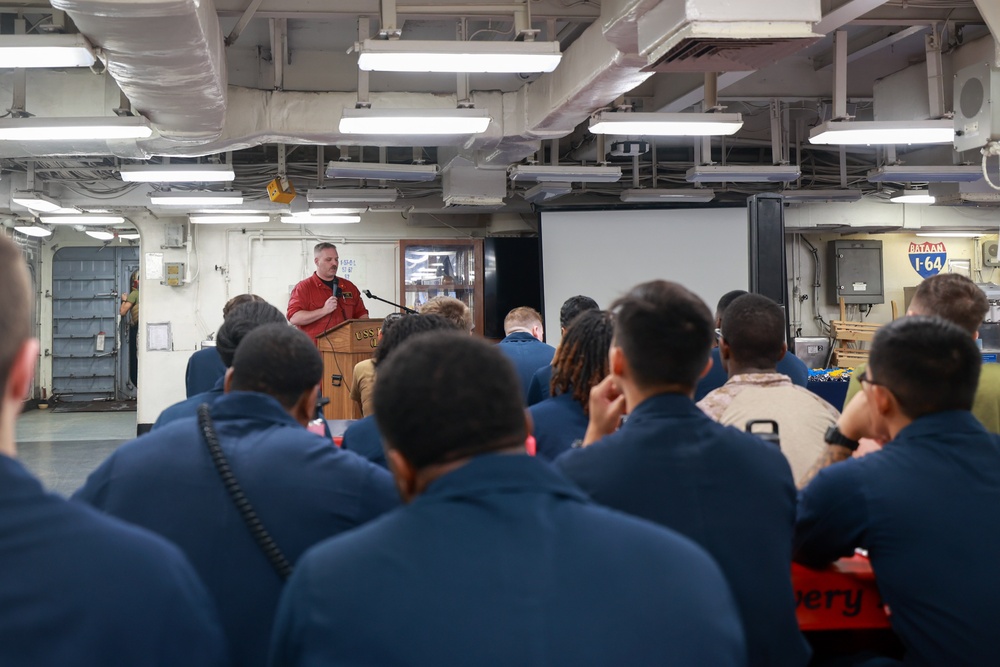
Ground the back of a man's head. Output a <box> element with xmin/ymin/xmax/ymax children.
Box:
<box><xmin>504</xmin><ymin>306</ymin><xmax>543</xmax><ymax>334</ymax></box>
<box><xmin>222</xmin><ymin>293</ymin><xmax>265</xmax><ymax>319</ymax></box>
<box><xmin>216</xmin><ymin>301</ymin><xmax>287</xmax><ymax>367</ymax></box>
<box><xmin>374</xmin><ymin>313</ymin><xmax>454</xmax><ymax>366</ymax></box>
<box><xmin>0</xmin><ymin>236</ymin><xmax>31</xmax><ymax>389</ymax></box>
<box><xmin>612</xmin><ymin>280</ymin><xmax>714</xmax><ymax>389</ymax></box>
<box><xmin>230</xmin><ymin>323</ymin><xmax>323</xmax><ymax>408</ymax></box>
<box><xmin>716</xmin><ymin>290</ymin><xmax>749</xmax><ymax>321</ymax></box>
<box><xmin>374</xmin><ymin>333</ymin><xmax>526</xmax><ymax>469</ymax></box>
<box><xmin>419</xmin><ymin>296</ymin><xmax>472</xmax><ymax>332</ymax></box>
<box><xmin>869</xmin><ymin>316</ymin><xmax>980</xmax><ymax>419</ymax></box>
<box><xmin>910</xmin><ymin>273</ymin><xmax>988</xmax><ymax>336</ymax></box>
<box><xmin>721</xmin><ymin>294</ymin><xmax>786</xmax><ymax>370</ymax></box>
<box><xmin>559</xmin><ymin>295</ymin><xmax>599</xmax><ymax>329</ymax></box>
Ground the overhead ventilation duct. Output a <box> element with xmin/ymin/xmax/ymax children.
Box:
<box><xmin>636</xmin><ymin>0</ymin><xmax>822</xmax><ymax>73</ymax></box>
<box><xmin>51</xmin><ymin>0</ymin><xmax>227</xmax><ymax>145</ymax></box>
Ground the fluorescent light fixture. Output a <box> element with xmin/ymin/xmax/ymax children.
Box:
<box><xmin>189</xmin><ymin>214</ymin><xmax>271</xmax><ymax>224</ymax></box>
<box><xmin>280</xmin><ymin>213</ymin><xmax>361</xmax><ymax>224</ymax></box>
<box><xmin>13</xmin><ymin>223</ymin><xmax>51</xmax><ymax>237</ymax></box>
<box><xmin>867</xmin><ymin>165</ymin><xmax>983</xmax><ymax>183</ymax></box>
<box><xmin>0</xmin><ymin>34</ymin><xmax>97</xmax><ymax>68</ymax></box>
<box><xmin>86</xmin><ymin>230</ymin><xmax>115</xmax><ymax>241</ymax></box>
<box><xmin>356</xmin><ymin>38</ymin><xmax>561</xmax><ymax>73</ymax></box>
<box><xmin>339</xmin><ymin>108</ymin><xmax>491</xmax><ymax>135</ymax></box>
<box><xmin>120</xmin><ymin>163</ymin><xmax>235</xmax><ymax>183</ymax></box>
<box><xmin>508</xmin><ymin>165</ymin><xmax>622</xmax><ymax>183</ymax></box>
<box><xmin>590</xmin><ymin>111</ymin><xmax>743</xmax><ymax>136</ymax></box>
<box><xmin>0</xmin><ymin>116</ymin><xmax>152</xmax><ymax>141</ymax></box>
<box><xmin>325</xmin><ymin>161</ymin><xmax>439</xmax><ymax>182</ymax></box>
<box><xmin>809</xmin><ymin>120</ymin><xmax>954</xmax><ymax>145</ymax></box>
<box><xmin>619</xmin><ymin>188</ymin><xmax>716</xmax><ymax>203</ymax></box>
<box><xmin>11</xmin><ymin>190</ymin><xmax>62</xmax><ymax>212</ymax></box>
<box><xmin>781</xmin><ymin>189</ymin><xmax>864</xmax><ymax>202</ymax></box>
<box><xmin>522</xmin><ymin>182</ymin><xmax>573</xmax><ymax>203</ymax></box>
<box><xmin>890</xmin><ymin>189</ymin><xmax>935</xmax><ymax>204</ymax></box>
<box><xmin>40</xmin><ymin>215</ymin><xmax>125</xmax><ymax>225</ymax></box>
<box><xmin>916</xmin><ymin>231</ymin><xmax>984</xmax><ymax>237</ymax></box>
<box><xmin>686</xmin><ymin>165</ymin><xmax>802</xmax><ymax>183</ymax></box>
<box><xmin>117</xmin><ymin>232</ymin><xmax>141</xmax><ymax>240</ymax></box>
<box><xmin>149</xmin><ymin>191</ymin><xmax>244</xmax><ymax>206</ymax></box>
<box><xmin>307</xmin><ymin>188</ymin><xmax>399</xmax><ymax>204</ymax></box>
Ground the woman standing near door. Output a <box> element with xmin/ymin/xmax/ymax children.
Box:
<box><xmin>120</xmin><ymin>271</ymin><xmax>139</xmax><ymax>388</ymax></box>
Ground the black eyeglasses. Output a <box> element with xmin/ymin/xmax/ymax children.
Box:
<box><xmin>859</xmin><ymin>374</ymin><xmax>883</xmax><ymax>390</ymax></box>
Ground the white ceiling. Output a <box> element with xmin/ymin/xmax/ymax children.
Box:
<box><xmin>0</xmin><ymin>0</ymin><xmax>996</xmax><ymax>224</ymax></box>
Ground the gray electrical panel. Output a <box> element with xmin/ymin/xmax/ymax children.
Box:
<box><xmin>828</xmin><ymin>240</ymin><xmax>884</xmax><ymax>304</ymax></box>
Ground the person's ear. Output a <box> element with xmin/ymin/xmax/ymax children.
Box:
<box><xmin>609</xmin><ymin>345</ymin><xmax>626</xmax><ymax>378</ymax></box>
<box><xmin>385</xmin><ymin>447</ymin><xmax>418</xmax><ymax>503</ymax></box>
<box><xmin>719</xmin><ymin>338</ymin><xmax>732</xmax><ymax>362</ymax></box>
<box><xmin>780</xmin><ymin>342</ymin><xmax>788</xmax><ymax>357</ymax></box>
<box><xmin>868</xmin><ymin>383</ymin><xmax>896</xmax><ymax>418</ymax></box>
<box><xmin>699</xmin><ymin>353</ymin><xmax>714</xmax><ymax>379</ymax></box>
<box><xmin>290</xmin><ymin>384</ymin><xmax>320</xmax><ymax>427</ymax></box>
<box><xmin>4</xmin><ymin>339</ymin><xmax>39</xmax><ymax>403</ymax></box>
<box><xmin>223</xmin><ymin>367</ymin><xmax>235</xmax><ymax>394</ymax></box>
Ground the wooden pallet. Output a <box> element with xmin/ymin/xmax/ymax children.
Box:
<box><xmin>830</xmin><ymin>320</ymin><xmax>881</xmax><ymax>367</ymax></box>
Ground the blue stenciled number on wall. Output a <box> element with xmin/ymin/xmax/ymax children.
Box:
<box><xmin>909</xmin><ymin>241</ymin><xmax>947</xmax><ymax>278</ymax></box>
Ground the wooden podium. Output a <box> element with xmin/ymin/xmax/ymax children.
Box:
<box><xmin>316</xmin><ymin>318</ymin><xmax>383</xmax><ymax>420</ymax></box>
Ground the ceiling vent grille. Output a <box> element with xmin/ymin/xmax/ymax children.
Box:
<box><xmin>645</xmin><ymin>36</ymin><xmax>817</xmax><ymax>73</ymax></box>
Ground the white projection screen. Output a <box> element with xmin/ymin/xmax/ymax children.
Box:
<box><xmin>540</xmin><ymin>208</ymin><xmax>749</xmax><ymax>345</ymax></box>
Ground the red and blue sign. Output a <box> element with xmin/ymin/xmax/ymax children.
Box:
<box><xmin>909</xmin><ymin>241</ymin><xmax>947</xmax><ymax>278</ymax></box>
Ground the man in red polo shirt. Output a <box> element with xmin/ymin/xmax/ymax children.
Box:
<box><xmin>287</xmin><ymin>242</ymin><xmax>369</xmax><ymax>342</ymax></box>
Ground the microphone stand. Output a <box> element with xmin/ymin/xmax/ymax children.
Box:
<box><xmin>363</xmin><ymin>290</ymin><xmax>418</xmax><ymax>314</ymax></box>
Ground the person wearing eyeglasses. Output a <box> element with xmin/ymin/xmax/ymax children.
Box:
<box><xmin>795</xmin><ymin>316</ymin><xmax>1000</xmax><ymax>666</ymax></box>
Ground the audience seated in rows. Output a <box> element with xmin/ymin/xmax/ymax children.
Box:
<box><xmin>497</xmin><ymin>306</ymin><xmax>556</xmax><ymax>402</ymax></box>
<box><xmin>526</xmin><ymin>295</ymin><xmax>600</xmax><ymax>405</ymax></box>
<box><xmin>342</xmin><ymin>313</ymin><xmax>460</xmax><ymax>467</ymax></box>
<box><xmin>699</xmin><ymin>293</ymin><xmax>838</xmax><ymax>487</ymax></box>
<box><xmin>270</xmin><ymin>332</ymin><xmax>747</xmax><ymax>667</ymax></box>
<box><xmin>528</xmin><ymin>309</ymin><xmax>613</xmax><ymax>460</ymax></box>
<box><xmin>185</xmin><ymin>293</ymin><xmax>266</xmax><ymax>397</ymax></box>
<box><xmin>842</xmin><ymin>272</ymin><xmax>1000</xmax><ymax>434</ymax></box>
<box><xmin>75</xmin><ymin>323</ymin><xmax>397</xmax><ymax>667</ymax></box>
<box><xmin>349</xmin><ymin>311</ymin><xmax>405</xmax><ymax>417</ymax></box>
<box><xmin>795</xmin><ymin>315</ymin><xmax>1000</xmax><ymax>665</ymax></box>
<box><xmin>695</xmin><ymin>290</ymin><xmax>808</xmax><ymax>402</ymax></box>
<box><xmin>153</xmin><ymin>300</ymin><xmax>287</xmax><ymax>430</ymax></box>
<box><xmin>555</xmin><ymin>280</ymin><xmax>810</xmax><ymax>667</ymax></box>
<box><xmin>0</xmin><ymin>235</ymin><xmax>230</xmax><ymax>667</ymax></box>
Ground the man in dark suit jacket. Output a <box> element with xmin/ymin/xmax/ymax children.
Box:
<box><xmin>270</xmin><ymin>332</ymin><xmax>748</xmax><ymax>667</ymax></box>
<box><xmin>496</xmin><ymin>306</ymin><xmax>555</xmax><ymax>402</ymax></box>
<box><xmin>556</xmin><ymin>280</ymin><xmax>809</xmax><ymax>667</ymax></box>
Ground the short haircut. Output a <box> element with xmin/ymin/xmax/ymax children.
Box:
<box><xmin>611</xmin><ymin>280</ymin><xmax>714</xmax><ymax>389</ymax></box>
<box><xmin>550</xmin><ymin>310</ymin><xmax>614</xmax><ymax>412</ymax></box>
<box><xmin>215</xmin><ymin>301</ymin><xmax>287</xmax><ymax>367</ymax></box>
<box><xmin>374</xmin><ymin>333</ymin><xmax>527</xmax><ymax>469</ymax></box>
<box><xmin>419</xmin><ymin>296</ymin><xmax>472</xmax><ymax>331</ymax></box>
<box><xmin>504</xmin><ymin>306</ymin><xmax>542</xmax><ymax>333</ymax></box>
<box><xmin>0</xmin><ymin>236</ymin><xmax>31</xmax><ymax>387</ymax></box>
<box><xmin>559</xmin><ymin>295</ymin><xmax>599</xmax><ymax>329</ymax></box>
<box><xmin>222</xmin><ymin>293</ymin><xmax>265</xmax><ymax>319</ymax></box>
<box><xmin>721</xmin><ymin>294</ymin><xmax>785</xmax><ymax>369</ymax></box>
<box><xmin>313</xmin><ymin>242</ymin><xmax>337</xmax><ymax>255</ymax></box>
<box><xmin>373</xmin><ymin>313</ymin><xmax>455</xmax><ymax>366</ymax></box>
<box><xmin>910</xmin><ymin>273</ymin><xmax>988</xmax><ymax>336</ymax></box>
<box><xmin>868</xmin><ymin>316</ymin><xmax>981</xmax><ymax>419</ymax></box>
<box><xmin>230</xmin><ymin>324</ymin><xmax>323</xmax><ymax>409</ymax></box>
<box><xmin>716</xmin><ymin>290</ymin><xmax>749</xmax><ymax>319</ymax></box>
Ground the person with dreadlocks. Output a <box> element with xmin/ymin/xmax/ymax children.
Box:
<box><xmin>528</xmin><ymin>310</ymin><xmax>614</xmax><ymax>461</ymax></box>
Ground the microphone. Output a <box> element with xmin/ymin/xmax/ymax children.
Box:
<box><xmin>363</xmin><ymin>289</ymin><xmax>373</xmax><ymax>299</ymax></box>
<box><xmin>333</xmin><ymin>277</ymin><xmax>342</xmax><ymax>298</ymax></box>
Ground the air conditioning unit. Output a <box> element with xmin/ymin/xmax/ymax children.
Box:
<box><xmin>954</xmin><ymin>62</ymin><xmax>1000</xmax><ymax>152</ymax></box>
<box><xmin>984</xmin><ymin>239</ymin><xmax>1000</xmax><ymax>268</ymax></box>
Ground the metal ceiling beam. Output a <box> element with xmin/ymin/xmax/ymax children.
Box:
<box><xmin>814</xmin><ymin>0</ymin><xmax>889</xmax><ymax>36</ymax></box>
<box><xmin>813</xmin><ymin>25</ymin><xmax>928</xmax><ymax>70</ymax></box>
<box><xmin>972</xmin><ymin>0</ymin><xmax>1000</xmax><ymax>66</ymax></box>
<box><xmin>212</xmin><ymin>0</ymin><xmax>599</xmax><ymax>21</ymax></box>
<box><xmin>225</xmin><ymin>0</ymin><xmax>267</xmax><ymax>46</ymax></box>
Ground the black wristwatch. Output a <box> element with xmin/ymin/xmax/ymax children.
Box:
<box><xmin>824</xmin><ymin>425</ymin><xmax>860</xmax><ymax>451</ymax></box>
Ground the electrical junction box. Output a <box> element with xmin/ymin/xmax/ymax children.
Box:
<box><xmin>162</xmin><ymin>222</ymin><xmax>185</xmax><ymax>249</ymax></box>
<box><xmin>163</xmin><ymin>262</ymin><xmax>185</xmax><ymax>286</ymax></box>
<box><xmin>827</xmin><ymin>240</ymin><xmax>884</xmax><ymax>305</ymax></box>
<box><xmin>267</xmin><ymin>177</ymin><xmax>297</xmax><ymax>204</ymax></box>
<box><xmin>609</xmin><ymin>141</ymin><xmax>649</xmax><ymax>157</ymax></box>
